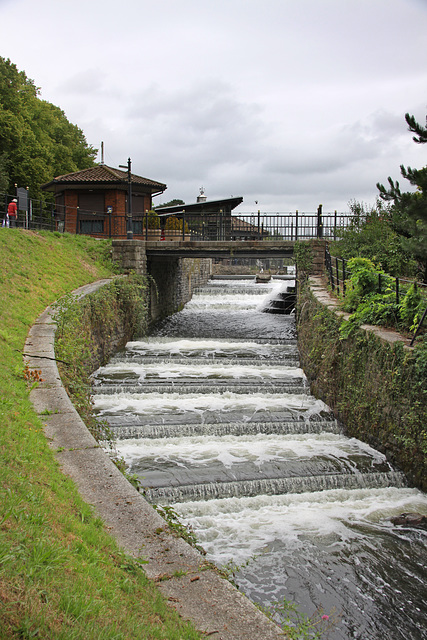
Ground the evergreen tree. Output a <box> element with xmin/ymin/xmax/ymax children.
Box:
<box><xmin>377</xmin><ymin>112</ymin><xmax>427</xmax><ymax>282</ymax></box>
<box><xmin>0</xmin><ymin>57</ymin><xmax>97</xmax><ymax>199</ymax></box>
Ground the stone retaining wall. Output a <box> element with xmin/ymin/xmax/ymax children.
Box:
<box><xmin>297</xmin><ymin>277</ymin><xmax>426</xmax><ymax>491</ymax></box>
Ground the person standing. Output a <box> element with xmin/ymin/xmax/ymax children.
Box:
<box><xmin>7</xmin><ymin>199</ymin><xmax>18</xmax><ymax>227</ymax></box>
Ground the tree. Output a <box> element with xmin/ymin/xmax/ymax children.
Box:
<box><xmin>331</xmin><ymin>199</ymin><xmax>417</xmax><ymax>277</ymax></box>
<box><xmin>377</xmin><ymin>112</ymin><xmax>427</xmax><ymax>282</ymax></box>
<box><xmin>156</xmin><ymin>199</ymin><xmax>185</xmax><ymax>208</ymax></box>
<box><xmin>0</xmin><ymin>57</ymin><xmax>97</xmax><ymax>199</ymax></box>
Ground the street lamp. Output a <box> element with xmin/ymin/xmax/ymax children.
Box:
<box><xmin>119</xmin><ymin>157</ymin><xmax>133</xmax><ymax>239</ymax></box>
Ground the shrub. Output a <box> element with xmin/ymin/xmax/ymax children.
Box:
<box><xmin>165</xmin><ymin>215</ymin><xmax>189</xmax><ymax>232</ymax></box>
<box><xmin>143</xmin><ymin>210</ymin><xmax>160</xmax><ymax>229</ymax></box>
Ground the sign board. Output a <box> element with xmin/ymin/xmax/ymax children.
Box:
<box><xmin>17</xmin><ymin>187</ymin><xmax>28</xmax><ymax>212</ymax></box>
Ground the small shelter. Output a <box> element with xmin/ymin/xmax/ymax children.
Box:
<box><xmin>155</xmin><ymin>191</ymin><xmax>244</xmax><ymax>240</ymax></box>
<box><xmin>42</xmin><ymin>164</ymin><xmax>166</xmax><ymax>237</ymax></box>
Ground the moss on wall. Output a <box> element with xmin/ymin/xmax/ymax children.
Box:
<box><xmin>297</xmin><ymin>283</ymin><xmax>427</xmax><ymax>491</ymax></box>
<box><xmin>54</xmin><ymin>275</ymin><xmax>150</xmax><ymax>440</ymax></box>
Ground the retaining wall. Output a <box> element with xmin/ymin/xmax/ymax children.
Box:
<box><xmin>297</xmin><ymin>277</ymin><xmax>426</xmax><ymax>491</ymax></box>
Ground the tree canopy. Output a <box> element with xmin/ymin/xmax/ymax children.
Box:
<box><xmin>0</xmin><ymin>57</ymin><xmax>97</xmax><ymax>199</ymax></box>
<box><xmin>377</xmin><ymin>112</ymin><xmax>427</xmax><ymax>282</ymax></box>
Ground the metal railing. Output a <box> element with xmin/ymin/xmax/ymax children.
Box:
<box><xmin>1</xmin><ymin>193</ymin><xmax>358</xmax><ymax>241</ymax></box>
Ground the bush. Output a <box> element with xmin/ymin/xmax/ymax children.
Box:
<box><xmin>143</xmin><ymin>210</ymin><xmax>160</xmax><ymax>229</ymax></box>
<box><xmin>165</xmin><ymin>215</ymin><xmax>189</xmax><ymax>232</ymax></box>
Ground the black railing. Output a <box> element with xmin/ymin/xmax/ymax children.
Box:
<box><xmin>2</xmin><ymin>192</ymin><xmax>360</xmax><ymax>240</ymax></box>
<box><xmin>325</xmin><ymin>245</ymin><xmax>427</xmax><ymax>345</ymax></box>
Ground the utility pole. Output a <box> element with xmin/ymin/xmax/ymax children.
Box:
<box><xmin>120</xmin><ymin>157</ymin><xmax>133</xmax><ymax>239</ymax></box>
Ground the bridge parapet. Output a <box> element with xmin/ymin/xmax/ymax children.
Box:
<box><xmin>112</xmin><ymin>239</ymin><xmax>327</xmax><ymax>276</ymax></box>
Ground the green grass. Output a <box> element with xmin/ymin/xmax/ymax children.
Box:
<box><xmin>0</xmin><ymin>228</ymin><xmax>201</xmax><ymax>639</ymax></box>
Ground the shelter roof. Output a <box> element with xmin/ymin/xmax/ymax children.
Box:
<box><xmin>155</xmin><ymin>196</ymin><xmax>243</xmax><ymax>215</ymax></box>
<box><xmin>42</xmin><ymin>164</ymin><xmax>167</xmax><ymax>193</ymax></box>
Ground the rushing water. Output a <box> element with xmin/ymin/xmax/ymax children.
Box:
<box><xmin>92</xmin><ymin>277</ymin><xmax>427</xmax><ymax>640</ymax></box>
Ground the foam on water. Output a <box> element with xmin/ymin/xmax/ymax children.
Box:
<box><xmin>93</xmin><ymin>391</ymin><xmax>330</xmax><ymax>419</ymax></box>
<box><xmin>93</xmin><ymin>361</ymin><xmax>305</xmax><ymax>382</ymax></box>
<box><xmin>124</xmin><ymin>338</ymin><xmax>296</xmax><ymax>358</ymax></box>
<box><xmin>173</xmin><ymin>486</ymin><xmax>427</xmax><ymax>564</ymax></box>
<box><xmin>115</xmin><ymin>433</ymin><xmax>388</xmax><ymax>469</ymax></box>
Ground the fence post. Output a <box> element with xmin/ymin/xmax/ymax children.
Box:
<box><xmin>334</xmin><ymin>210</ymin><xmax>337</xmax><ymax>240</ymax></box>
<box><xmin>182</xmin><ymin>210</ymin><xmax>186</xmax><ymax>240</ymax></box>
<box><xmin>295</xmin><ymin>210</ymin><xmax>298</xmax><ymax>240</ymax></box>
<box><xmin>317</xmin><ymin>204</ymin><xmax>323</xmax><ymax>238</ymax></box>
<box><xmin>342</xmin><ymin>259</ymin><xmax>346</xmax><ymax>295</ymax></box>
<box><xmin>410</xmin><ymin>306</ymin><xmax>427</xmax><ymax>347</ymax></box>
<box><xmin>335</xmin><ymin>257</ymin><xmax>340</xmax><ymax>295</ymax></box>
<box><xmin>76</xmin><ymin>207</ymin><xmax>80</xmax><ymax>235</ymax></box>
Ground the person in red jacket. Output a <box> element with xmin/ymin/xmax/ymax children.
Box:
<box><xmin>7</xmin><ymin>199</ymin><xmax>18</xmax><ymax>227</ymax></box>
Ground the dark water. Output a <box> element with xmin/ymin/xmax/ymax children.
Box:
<box><xmin>93</xmin><ymin>278</ymin><xmax>427</xmax><ymax>640</ymax></box>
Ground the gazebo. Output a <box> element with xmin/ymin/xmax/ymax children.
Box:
<box><xmin>42</xmin><ymin>164</ymin><xmax>167</xmax><ymax>237</ymax></box>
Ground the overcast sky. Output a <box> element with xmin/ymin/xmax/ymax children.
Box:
<box><xmin>1</xmin><ymin>0</ymin><xmax>426</xmax><ymax>212</ymax></box>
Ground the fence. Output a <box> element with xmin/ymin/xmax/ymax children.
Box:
<box><xmin>1</xmin><ymin>193</ymin><xmax>357</xmax><ymax>240</ymax></box>
<box><xmin>325</xmin><ymin>245</ymin><xmax>427</xmax><ymax>345</ymax></box>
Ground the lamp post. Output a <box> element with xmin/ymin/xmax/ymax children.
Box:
<box><xmin>119</xmin><ymin>157</ymin><xmax>133</xmax><ymax>239</ymax></box>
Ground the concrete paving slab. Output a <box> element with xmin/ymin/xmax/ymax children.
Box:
<box><xmin>42</xmin><ymin>412</ymin><xmax>98</xmax><ymax>450</ymax></box>
<box><xmin>158</xmin><ymin>571</ymin><xmax>284</xmax><ymax>640</ymax></box>
<box><xmin>30</xmin><ymin>385</ymin><xmax>78</xmax><ymax>415</ymax></box>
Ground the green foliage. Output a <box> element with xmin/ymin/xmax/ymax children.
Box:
<box><xmin>53</xmin><ymin>276</ymin><xmax>150</xmax><ymax>442</ymax></box>
<box><xmin>293</xmin><ymin>241</ymin><xmax>313</xmax><ymax>276</ymax></box>
<box><xmin>261</xmin><ymin>597</ymin><xmax>340</xmax><ymax>639</ymax></box>
<box><xmin>330</xmin><ymin>199</ymin><xmax>416</xmax><ymax>277</ymax></box>
<box><xmin>337</xmin><ymin>256</ymin><xmax>426</xmax><ymax>334</ymax></box>
<box><xmin>165</xmin><ymin>215</ymin><xmax>189</xmax><ymax>232</ymax></box>
<box><xmin>400</xmin><ymin>283</ymin><xmax>424</xmax><ymax>330</ymax></box>
<box><xmin>377</xmin><ymin>112</ymin><xmax>427</xmax><ymax>282</ymax></box>
<box><xmin>153</xmin><ymin>505</ymin><xmax>205</xmax><ymax>554</ymax></box>
<box><xmin>156</xmin><ymin>199</ymin><xmax>185</xmax><ymax>208</ymax></box>
<box><xmin>0</xmin><ymin>57</ymin><xmax>96</xmax><ymax>199</ymax></box>
<box><xmin>143</xmin><ymin>210</ymin><xmax>160</xmax><ymax>229</ymax></box>
<box><xmin>341</xmin><ymin>257</ymin><xmax>390</xmax><ymax>313</ymax></box>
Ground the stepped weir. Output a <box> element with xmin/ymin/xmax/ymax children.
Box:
<box><xmin>93</xmin><ymin>276</ymin><xmax>427</xmax><ymax>640</ymax></box>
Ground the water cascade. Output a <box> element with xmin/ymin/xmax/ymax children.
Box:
<box><xmin>93</xmin><ymin>277</ymin><xmax>427</xmax><ymax>640</ymax></box>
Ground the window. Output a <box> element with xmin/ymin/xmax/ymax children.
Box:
<box><xmin>80</xmin><ymin>220</ymin><xmax>104</xmax><ymax>234</ymax></box>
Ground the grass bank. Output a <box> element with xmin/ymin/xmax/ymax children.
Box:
<box><xmin>0</xmin><ymin>229</ymin><xmax>201</xmax><ymax>639</ymax></box>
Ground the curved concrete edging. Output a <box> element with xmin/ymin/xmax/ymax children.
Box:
<box><xmin>24</xmin><ymin>279</ymin><xmax>285</xmax><ymax>640</ymax></box>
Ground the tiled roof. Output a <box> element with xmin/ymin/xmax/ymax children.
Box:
<box><xmin>42</xmin><ymin>164</ymin><xmax>166</xmax><ymax>190</ymax></box>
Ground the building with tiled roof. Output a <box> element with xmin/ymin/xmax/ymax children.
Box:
<box><xmin>42</xmin><ymin>164</ymin><xmax>167</xmax><ymax>237</ymax></box>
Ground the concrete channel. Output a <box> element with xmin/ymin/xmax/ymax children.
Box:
<box><xmin>24</xmin><ymin>279</ymin><xmax>285</xmax><ymax>640</ymax></box>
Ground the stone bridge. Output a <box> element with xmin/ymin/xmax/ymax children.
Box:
<box><xmin>112</xmin><ymin>239</ymin><xmax>327</xmax><ymax>274</ymax></box>
<box><xmin>111</xmin><ymin>239</ymin><xmax>327</xmax><ymax>322</ymax></box>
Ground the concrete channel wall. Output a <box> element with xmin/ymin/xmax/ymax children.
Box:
<box><xmin>25</xmin><ymin>278</ymin><xmax>285</xmax><ymax>640</ymax></box>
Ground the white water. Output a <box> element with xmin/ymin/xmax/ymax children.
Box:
<box><xmin>93</xmin><ymin>277</ymin><xmax>427</xmax><ymax>640</ymax></box>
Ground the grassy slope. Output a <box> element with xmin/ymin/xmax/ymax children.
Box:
<box><xmin>0</xmin><ymin>229</ymin><xmax>200</xmax><ymax>640</ymax></box>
